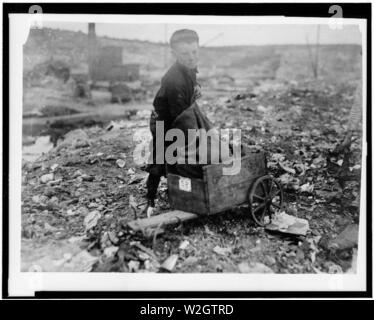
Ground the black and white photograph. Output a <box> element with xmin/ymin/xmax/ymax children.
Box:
<box><xmin>3</xmin><ymin>1</ymin><xmax>370</xmax><ymax>297</ymax></box>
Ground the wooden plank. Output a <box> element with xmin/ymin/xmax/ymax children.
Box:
<box><xmin>167</xmin><ymin>174</ymin><xmax>209</xmax><ymax>214</ymax></box>
<box><xmin>204</xmin><ymin>152</ymin><xmax>267</xmax><ymax>214</ymax></box>
<box><xmin>22</xmin><ymin>103</ymin><xmax>151</xmax><ymax>136</ymax></box>
<box><xmin>127</xmin><ymin>210</ymin><xmax>199</xmax><ymax>232</ymax></box>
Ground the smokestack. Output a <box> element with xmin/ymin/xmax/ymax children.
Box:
<box><xmin>88</xmin><ymin>23</ymin><xmax>96</xmax><ymax>41</ymax></box>
<box><xmin>88</xmin><ymin>23</ymin><xmax>97</xmax><ymax>79</ymax></box>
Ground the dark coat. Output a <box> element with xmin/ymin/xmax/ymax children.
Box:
<box><xmin>146</xmin><ymin>62</ymin><xmax>200</xmax><ymax>177</ymax></box>
<box><xmin>153</xmin><ymin>61</ymin><xmax>199</xmax><ymax>130</ymax></box>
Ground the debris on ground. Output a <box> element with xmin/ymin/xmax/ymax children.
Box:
<box><xmin>84</xmin><ymin>210</ymin><xmax>101</xmax><ymax>231</ymax></box>
<box><xmin>21</xmin><ymin>38</ymin><xmax>362</xmax><ymax>273</ymax></box>
<box><xmin>22</xmin><ymin>239</ymin><xmax>98</xmax><ymax>272</ymax></box>
<box><xmin>213</xmin><ymin>246</ymin><xmax>232</xmax><ymax>256</ymax></box>
<box><xmin>266</xmin><ymin>211</ymin><xmax>310</xmax><ymax>236</ymax></box>
<box><xmin>160</xmin><ymin>254</ymin><xmax>179</xmax><ymax>272</ymax></box>
<box><xmin>179</xmin><ymin>240</ymin><xmax>190</xmax><ymax>250</ymax></box>
<box><xmin>238</xmin><ymin>262</ymin><xmax>274</xmax><ymax>273</ymax></box>
<box><xmin>328</xmin><ymin>224</ymin><xmax>359</xmax><ymax>251</ymax></box>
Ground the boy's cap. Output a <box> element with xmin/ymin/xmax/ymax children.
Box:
<box><xmin>170</xmin><ymin>29</ymin><xmax>199</xmax><ymax>48</ymax></box>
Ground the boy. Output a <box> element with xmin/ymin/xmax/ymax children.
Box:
<box><xmin>143</xmin><ymin>29</ymin><xmax>202</xmax><ymax>217</ymax></box>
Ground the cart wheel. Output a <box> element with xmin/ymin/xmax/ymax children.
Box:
<box><xmin>248</xmin><ymin>175</ymin><xmax>284</xmax><ymax>227</ymax></box>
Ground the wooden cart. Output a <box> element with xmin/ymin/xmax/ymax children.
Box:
<box><xmin>128</xmin><ymin>151</ymin><xmax>284</xmax><ymax>232</ymax></box>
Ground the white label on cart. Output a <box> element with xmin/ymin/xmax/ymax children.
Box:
<box><xmin>179</xmin><ymin>177</ymin><xmax>192</xmax><ymax>192</ymax></box>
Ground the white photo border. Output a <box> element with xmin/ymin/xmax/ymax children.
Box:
<box><xmin>6</xmin><ymin>10</ymin><xmax>368</xmax><ymax>297</ymax></box>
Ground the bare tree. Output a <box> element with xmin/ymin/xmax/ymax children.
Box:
<box><xmin>305</xmin><ymin>25</ymin><xmax>321</xmax><ymax>79</ymax></box>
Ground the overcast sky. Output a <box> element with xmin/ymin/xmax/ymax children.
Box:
<box><xmin>43</xmin><ymin>21</ymin><xmax>362</xmax><ymax>46</ymax></box>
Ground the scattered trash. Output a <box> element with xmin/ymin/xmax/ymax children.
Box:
<box><xmin>47</xmin><ymin>179</ymin><xmax>63</xmax><ymax>186</ymax></box>
<box><xmin>129</xmin><ymin>195</ymin><xmax>138</xmax><ymax>218</ymax></box>
<box><xmin>294</xmin><ymin>163</ymin><xmax>306</xmax><ymax>176</ymax></box>
<box><xmin>144</xmin><ymin>259</ymin><xmax>161</xmax><ymax>272</ymax></box>
<box><xmin>40</xmin><ymin>173</ymin><xmax>54</xmax><ymax>184</ymax></box>
<box><xmin>63</xmin><ymin>251</ymin><xmax>99</xmax><ymax>272</ymax></box>
<box><xmin>75</xmin><ymin>140</ymin><xmax>90</xmax><ymax>148</ymax></box>
<box><xmin>213</xmin><ymin>246</ymin><xmax>232</xmax><ymax>256</ymax></box>
<box><xmin>99</xmin><ymin>230</ymin><xmax>108</xmax><ymax>244</ymax></box>
<box><xmin>50</xmin><ymin>163</ymin><xmax>59</xmax><ymax>171</ymax></box>
<box><xmin>160</xmin><ymin>254</ymin><xmax>179</xmax><ymax>272</ymax></box>
<box><xmin>265</xmin><ymin>211</ymin><xmax>309</xmax><ymax>236</ymax></box>
<box><xmin>204</xmin><ymin>225</ymin><xmax>215</xmax><ymax>236</ymax></box>
<box><xmin>56</xmin><ymin>129</ymin><xmax>90</xmax><ymax>151</ymax></box>
<box><xmin>328</xmin><ymin>224</ymin><xmax>359</xmax><ymax>251</ymax></box>
<box><xmin>141</xmin><ymin>226</ymin><xmax>165</xmax><ymax>238</ymax></box>
<box><xmin>315</xmin><ymin>190</ymin><xmax>339</xmax><ymax>201</ymax></box>
<box><xmin>22</xmin><ymin>238</ymin><xmax>97</xmax><ymax>272</ymax></box>
<box><xmin>279</xmin><ymin>162</ymin><xmax>296</xmax><ymax>175</ymax></box>
<box><xmin>279</xmin><ymin>173</ymin><xmax>300</xmax><ymax>190</ymax></box>
<box><xmin>63</xmin><ymin>253</ymin><xmax>73</xmax><ymax>261</ymax></box>
<box><xmin>21</xmin><ymin>49</ymin><xmax>363</xmax><ymax>274</ymax></box>
<box><xmin>346</xmin><ymin>248</ymin><xmax>358</xmax><ymax>274</ymax></box>
<box><xmin>238</xmin><ymin>262</ymin><xmax>273</xmax><ymax>273</ymax></box>
<box><xmin>179</xmin><ymin>240</ymin><xmax>190</xmax><ymax>250</ymax></box>
<box><xmin>272</xmin><ymin>153</ymin><xmax>285</xmax><ymax>162</ymax></box>
<box><xmin>81</xmin><ymin>174</ymin><xmax>94</xmax><ymax>182</ymax></box>
<box><xmin>105</xmin><ymin>154</ymin><xmax>117</xmax><ymax>161</ymax></box>
<box><xmin>83</xmin><ymin>210</ymin><xmax>101</xmax><ymax>231</ymax></box>
<box><xmin>299</xmin><ymin>183</ymin><xmax>314</xmax><ymax>193</ymax></box>
<box><xmin>77</xmin><ymin>206</ymin><xmax>89</xmax><ymax>216</ymax></box>
<box><xmin>257</xmin><ymin>105</ymin><xmax>268</xmax><ymax>113</ymax></box>
<box><xmin>22</xmin><ymin>136</ymin><xmax>54</xmax><ymax>162</ymax></box>
<box><xmin>108</xmin><ymin>231</ymin><xmax>119</xmax><ymax>245</ymax></box>
<box><xmin>136</xmin><ymin>110</ymin><xmax>151</xmax><ymax>118</ymax></box>
<box><xmin>103</xmin><ymin>246</ymin><xmax>119</xmax><ymax>258</ymax></box>
<box><xmin>28</xmin><ymin>264</ymin><xmax>43</xmax><ymax>272</ymax></box>
<box><xmin>44</xmin><ymin>222</ymin><xmax>58</xmax><ymax>233</ymax></box>
<box><xmin>328</xmin><ymin>263</ymin><xmax>343</xmax><ymax>274</ymax></box>
<box><xmin>131</xmin><ymin>241</ymin><xmax>158</xmax><ymax>261</ymax></box>
<box><xmin>265</xmin><ymin>256</ymin><xmax>276</xmax><ymax>265</ymax></box>
<box><xmin>72</xmin><ymin>170</ymin><xmax>82</xmax><ymax>178</ymax></box>
<box><xmin>128</xmin><ymin>260</ymin><xmax>140</xmax><ymax>272</ymax></box>
<box><xmin>349</xmin><ymin>164</ymin><xmax>361</xmax><ymax>171</ymax></box>
<box><xmin>32</xmin><ymin>194</ymin><xmax>48</xmax><ymax>204</ymax></box>
<box><xmin>128</xmin><ymin>173</ymin><xmax>146</xmax><ymax>185</ymax></box>
<box><xmin>312</xmin><ymin>266</ymin><xmax>324</xmax><ymax>274</ymax></box>
<box><xmin>116</xmin><ymin>159</ymin><xmax>126</xmax><ymax>168</ymax></box>
<box><xmin>137</xmin><ymin>251</ymin><xmax>150</xmax><ymax>261</ymax></box>
<box><xmin>66</xmin><ymin>209</ymin><xmax>78</xmax><ymax>216</ymax></box>
<box><xmin>68</xmin><ymin>235</ymin><xmax>86</xmax><ymax>244</ymax></box>
<box><xmin>106</xmin><ymin>121</ymin><xmax>122</xmax><ymax>131</ymax></box>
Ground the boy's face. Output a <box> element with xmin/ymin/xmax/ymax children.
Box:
<box><xmin>172</xmin><ymin>41</ymin><xmax>199</xmax><ymax>70</ymax></box>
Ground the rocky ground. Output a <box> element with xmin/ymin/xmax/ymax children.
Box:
<box><xmin>21</xmin><ymin>78</ymin><xmax>362</xmax><ymax>274</ymax></box>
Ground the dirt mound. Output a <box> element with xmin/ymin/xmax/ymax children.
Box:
<box><xmin>24</xmin><ymin>59</ymin><xmax>71</xmax><ymax>87</ymax></box>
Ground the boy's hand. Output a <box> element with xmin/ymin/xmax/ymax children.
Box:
<box><xmin>192</xmin><ymin>84</ymin><xmax>202</xmax><ymax>102</ymax></box>
<box><xmin>141</xmin><ymin>199</ymin><xmax>155</xmax><ymax>218</ymax></box>
<box><xmin>146</xmin><ymin>206</ymin><xmax>154</xmax><ymax>218</ymax></box>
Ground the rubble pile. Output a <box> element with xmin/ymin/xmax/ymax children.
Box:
<box><xmin>22</xmin><ymin>78</ymin><xmax>362</xmax><ymax>273</ymax></box>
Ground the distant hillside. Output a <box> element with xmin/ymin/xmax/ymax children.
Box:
<box><xmin>24</xmin><ymin>27</ymin><xmax>362</xmax><ymax>82</ymax></box>
<box><xmin>23</xmin><ymin>27</ymin><xmax>169</xmax><ymax>72</ymax></box>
